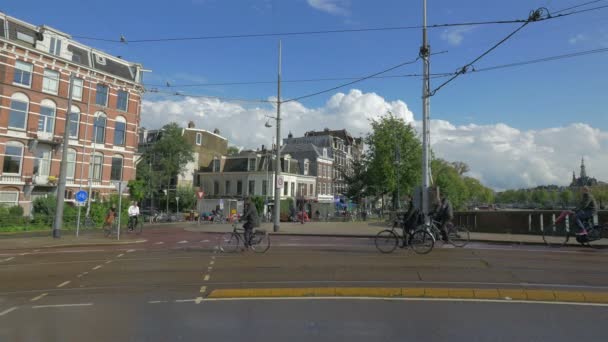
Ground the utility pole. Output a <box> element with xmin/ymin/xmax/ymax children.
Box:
<box><xmin>53</xmin><ymin>74</ymin><xmax>75</xmax><ymax>238</ymax></box>
<box><xmin>273</xmin><ymin>40</ymin><xmax>282</xmax><ymax>232</ymax></box>
<box><xmin>420</xmin><ymin>0</ymin><xmax>432</xmax><ymax>223</ymax></box>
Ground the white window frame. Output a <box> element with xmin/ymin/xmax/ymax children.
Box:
<box><xmin>71</xmin><ymin>78</ymin><xmax>83</xmax><ymax>101</ymax></box>
<box><xmin>110</xmin><ymin>155</ymin><xmax>123</xmax><ymax>181</ymax></box>
<box><xmin>2</xmin><ymin>142</ymin><xmax>24</xmax><ymax>175</ymax></box>
<box><xmin>95</xmin><ymin>84</ymin><xmax>109</xmax><ymax>107</ymax></box>
<box><xmin>117</xmin><ymin>90</ymin><xmax>129</xmax><ymax>112</ymax></box>
<box><xmin>69</xmin><ymin>105</ymin><xmax>80</xmax><ymax>139</ymax></box>
<box><xmin>93</xmin><ymin>112</ymin><xmax>107</xmax><ymax>144</ymax></box>
<box><xmin>0</xmin><ymin>191</ymin><xmax>19</xmax><ymax>208</ymax></box>
<box><xmin>49</xmin><ymin>37</ymin><xmax>62</xmax><ymax>56</ymax></box>
<box><xmin>67</xmin><ymin>149</ymin><xmax>77</xmax><ymax>180</ymax></box>
<box><xmin>16</xmin><ymin>32</ymin><xmax>34</xmax><ymax>44</ymax></box>
<box><xmin>213</xmin><ymin>158</ymin><xmax>220</xmax><ymax>172</ymax></box>
<box><xmin>304</xmin><ymin>160</ymin><xmax>309</xmax><ymax>176</ymax></box>
<box><xmin>89</xmin><ymin>152</ymin><xmax>104</xmax><ymax>181</ymax></box>
<box><xmin>42</xmin><ymin>69</ymin><xmax>59</xmax><ymax>95</ymax></box>
<box><xmin>196</xmin><ymin>133</ymin><xmax>202</xmax><ymax>145</ymax></box>
<box><xmin>8</xmin><ymin>93</ymin><xmax>29</xmax><ymax>130</ymax></box>
<box><xmin>13</xmin><ymin>61</ymin><xmax>33</xmax><ymax>88</ymax></box>
<box><xmin>38</xmin><ymin>99</ymin><xmax>56</xmax><ymax>134</ymax></box>
<box><xmin>33</xmin><ymin>146</ymin><xmax>52</xmax><ymax>177</ymax></box>
<box><xmin>248</xmin><ymin>158</ymin><xmax>256</xmax><ymax>171</ymax></box>
<box><xmin>114</xmin><ymin>116</ymin><xmax>127</xmax><ymax>146</ymax></box>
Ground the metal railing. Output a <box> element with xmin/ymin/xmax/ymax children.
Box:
<box><xmin>0</xmin><ymin>175</ymin><xmax>25</xmax><ymax>184</ymax></box>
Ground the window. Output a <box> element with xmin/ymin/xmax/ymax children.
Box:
<box><xmin>42</xmin><ymin>69</ymin><xmax>59</xmax><ymax>94</ymax></box>
<box><xmin>13</xmin><ymin>61</ymin><xmax>32</xmax><ymax>87</ymax></box>
<box><xmin>213</xmin><ymin>159</ymin><xmax>220</xmax><ymax>172</ymax></box>
<box><xmin>49</xmin><ymin>37</ymin><xmax>62</xmax><ymax>56</ymax></box>
<box><xmin>214</xmin><ymin>181</ymin><xmax>220</xmax><ymax>195</ymax></box>
<box><xmin>16</xmin><ymin>32</ymin><xmax>34</xmax><ymax>44</ymax></box>
<box><xmin>3</xmin><ymin>142</ymin><xmax>24</xmax><ymax>174</ymax></box>
<box><xmin>93</xmin><ymin>112</ymin><xmax>106</xmax><ymax>143</ymax></box>
<box><xmin>284</xmin><ymin>182</ymin><xmax>288</xmax><ymax>196</ymax></box>
<box><xmin>114</xmin><ymin>116</ymin><xmax>127</xmax><ymax>146</ymax></box>
<box><xmin>110</xmin><ymin>156</ymin><xmax>123</xmax><ymax>181</ymax></box>
<box><xmin>304</xmin><ymin>160</ymin><xmax>309</xmax><ymax>175</ymax></box>
<box><xmin>310</xmin><ymin>184</ymin><xmax>314</xmax><ymax>196</ymax></box>
<box><xmin>69</xmin><ymin>106</ymin><xmax>80</xmax><ymax>139</ymax></box>
<box><xmin>225</xmin><ymin>181</ymin><xmax>231</xmax><ymax>195</ymax></box>
<box><xmin>0</xmin><ymin>192</ymin><xmax>19</xmax><ymax>208</ymax></box>
<box><xmin>117</xmin><ymin>90</ymin><xmax>128</xmax><ymax>111</ymax></box>
<box><xmin>67</xmin><ymin>149</ymin><xmax>77</xmax><ymax>180</ymax></box>
<box><xmin>95</xmin><ymin>84</ymin><xmax>108</xmax><ymax>106</ymax></box>
<box><xmin>33</xmin><ymin>146</ymin><xmax>52</xmax><ymax>177</ymax></box>
<box><xmin>248</xmin><ymin>158</ymin><xmax>256</xmax><ymax>171</ymax></box>
<box><xmin>248</xmin><ymin>180</ymin><xmax>255</xmax><ymax>195</ymax></box>
<box><xmin>89</xmin><ymin>153</ymin><xmax>103</xmax><ymax>181</ymax></box>
<box><xmin>71</xmin><ymin>78</ymin><xmax>83</xmax><ymax>101</ymax></box>
<box><xmin>195</xmin><ymin>133</ymin><xmax>202</xmax><ymax>145</ymax></box>
<box><xmin>8</xmin><ymin>93</ymin><xmax>29</xmax><ymax>130</ymax></box>
<box><xmin>323</xmin><ymin>148</ymin><xmax>328</xmax><ymax>158</ymax></box>
<box><xmin>38</xmin><ymin>99</ymin><xmax>56</xmax><ymax>134</ymax></box>
<box><xmin>291</xmin><ymin>182</ymin><xmax>295</xmax><ymax>197</ymax></box>
<box><xmin>262</xmin><ymin>180</ymin><xmax>268</xmax><ymax>196</ymax></box>
<box><xmin>322</xmin><ymin>183</ymin><xmax>326</xmax><ymax>195</ymax></box>
<box><xmin>237</xmin><ymin>180</ymin><xmax>243</xmax><ymax>195</ymax></box>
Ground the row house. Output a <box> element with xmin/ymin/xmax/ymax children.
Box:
<box><xmin>0</xmin><ymin>13</ymin><xmax>145</xmax><ymax>213</ymax></box>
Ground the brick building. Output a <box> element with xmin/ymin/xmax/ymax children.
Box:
<box><xmin>0</xmin><ymin>13</ymin><xmax>145</xmax><ymax>213</ymax></box>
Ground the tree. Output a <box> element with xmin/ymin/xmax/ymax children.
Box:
<box><xmin>175</xmin><ymin>186</ymin><xmax>197</xmax><ymax>212</ymax></box>
<box><xmin>432</xmin><ymin>159</ymin><xmax>468</xmax><ymax>210</ymax></box>
<box><xmin>136</xmin><ymin>123</ymin><xmax>194</xmax><ymax>197</ymax></box>
<box><xmin>227</xmin><ymin>146</ymin><xmax>240</xmax><ymax>156</ymax></box>
<box><xmin>559</xmin><ymin>189</ymin><xmax>574</xmax><ymax>208</ymax></box>
<box><xmin>451</xmin><ymin>161</ymin><xmax>470</xmax><ymax>176</ymax></box>
<box><xmin>464</xmin><ymin>177</ymin><xmax>494</xmax><ymax>205</ymax></box>
<box><xmin>531</xmin><ymin>189</ymin><xmax>549</xmax><ymax>207</ymax></box>
<box><xmin>128</xmin><ymin>179</ymin><xmax>146</xmax><ymax>202</ymax></box>
<box><xmin>364</xmin><ymin>113</ymin><xmax>422</xmax><ymax>207</ymax></box>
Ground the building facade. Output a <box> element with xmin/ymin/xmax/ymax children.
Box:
<box><xmin>280</xmin><ymin>143</ymin><xmax>334</xmax><ymax>204</ymax></box>
<box><xmin>0</xmin><ymin>13</ymin><xmax>145</xmax><ymax>212</ymax></box>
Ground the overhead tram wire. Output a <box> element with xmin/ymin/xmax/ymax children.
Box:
<box><xmin>552</xmin><ymin>0</ymin><xmax>606</xmax><ymax>14</ymax></box>
<box><xmin>145</xmin><ymin>88</ymin><xmax>275</xmax><ymax>104</ymax></box>
<box><xmin>70</xmin><ymin>4</ymin><xmax>608</xmax><ymax>44</ymax></box>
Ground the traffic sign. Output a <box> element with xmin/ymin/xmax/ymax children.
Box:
<box><xmin>277</xmin><ymin>176</ymin><xmax>284</xmax><ymax>189</ymax></box>
<box><xmin>197</xmin><ymin>191</ymin><xmax>205</xmax><ymax>199</ymax></box>
<box><xmin>75</xmin><ymin>190</ymin><xmax>88</xmax><ymax>203</ymax></box>
<box><xmin>219</xmin><ymin>199</ymin><xmax>224</xmax><ymax>210</ymax></box>
<box><xmin>111</xmin><ymin>181</ymin><xmax>129</xmax><ymax>193</ymax></box>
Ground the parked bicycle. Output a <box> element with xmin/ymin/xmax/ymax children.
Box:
<box><xmin>219</xmin><ymin>222</ymin><xmax>270</xmax><ymax>253</ymax></box>
<box><xmin>375</xmin><ymin>215</ymin><xmax>435</xmax><ymax>254</ymax></box>
<box><xmin>543</xmin><ymin>210</ymin><xmax>608</xmax><ymax>247</ymax></box>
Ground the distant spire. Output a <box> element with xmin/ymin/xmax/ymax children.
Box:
<box><xmin>580</xmin><ymin>157</ymin><xmax>587</xmax><ymax>179</ymax></box>
<box><xmin>572</xmin><ymin>171</ymin><xmax>576</xmax><ymax>183</ymax></box>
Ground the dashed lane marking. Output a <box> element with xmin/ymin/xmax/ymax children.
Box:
<box><xmin>0</xmin><ymin>307</ymin><xmax>18</xmax><ymax>316</ymax></box>
<box><xmin>201</xmin><ymin>240</ymin><xmax>210</xmax><ymax>243</ymax></box>
<box><xmin>148</xmin><ymin>300</ymin><xmax>168</xmax><ymax>304</ymax></box>
<box><xmin>195</xmin><ymin>297</ymin><xmax>204</xmax><ymax>304</ymax></box>
<box><xmin>30</xmin><ymin>293</ymin><xmax>48</xmax><ymax>302</ymax></box>
<box><xmin>117</xmin><ymin>254</ymin><xmax>124</xmax><ymax>258</ymax></box>
<box><xmin>200</xmin><ymin>286</ymin><xmax>207</xmax><ymax>293</ymax></box>
<box><xmin>105</xmin><ymin>260</ymin><xmax>112</xmax><ymax>264</ymax></box>
<box><xmin>204</xmin><ymin>275</ymin><xmax>210</xmax><ymax>281</ymax></box>
<box><xmin>208</xmin><ymin>267</ymin><xmax>213</xmax><ymax>271</ymax></box>
<box><xmin>56</xmin><ymin>281</ymin><xmax>71</xmax><ymax>288</ymax></box>
<box><xmin>126</xmin><ymin>249</ymin><xmax>135</xmax><ymax>253</ymax></box>
<box><xmin>155</xmin><ymin>242</ymin><xmax>164</xmax><ymax>245</ymax></box>
<box><xmin>174</xmin><ymin>299</ymin><xmax>196</xmax><ymax>303</ymax></box>
<box><xmin>178</xmin><ymin>240</ymin><xmax>188</xmax><ymax>244</ymax></box>
<box><xmin>92</xmin><ymin>265</ymin><xmax>102</xmax><ymax>270</ymax></box>
<box><xmin>33</xmin><ymin>303</ymin><xmax>93</xmax><ymax>308</ymax></box>
<box><xmin>1</xmin><ymin>257</ymin><xmax>15</xmax><ymax>262</ymax></box>
<box><xmin>210</xmin><ymin>261</ymin><xmax>215</xmax><ymax>265</ymax></box>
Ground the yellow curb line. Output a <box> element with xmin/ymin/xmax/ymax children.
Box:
<box><xmin>207</xmin><ymin>287</ymin><xmax>608</xmax><ymax>304</ymax></box>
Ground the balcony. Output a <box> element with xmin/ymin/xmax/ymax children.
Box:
<box><xmin>33</xmin><ymin>175</ymin><xmax>58</xmax><ymax>187</ymax></box>
<box><xmin>0</xmin><ymin>174</ymin><xmax>25</xmax><ymax>184</ymax></box>
<box><xmin>29</xmin><ymin>132</ymin><xmax>62</xmax><ymax>147</ymax></box>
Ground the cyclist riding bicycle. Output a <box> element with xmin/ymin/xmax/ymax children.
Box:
<box><xmin>431</xmin><ymin>195</ymin><xmax>453</xmax><ymax>242</ymax></box>
<box><xmin>104</xmin><ymin>205</ymin><xmax>116</xmax><ymax>229</ymax></box>
<box><xmin>241</xmin><ymin>197</ymin><xmax>260</xmax><ymax>249</ymax></box>
<box><xmin>128</xmin><ymin>201</ymin><xmax>140</xmax><ymax>231</ymax></box>
<box><xmin>575</xmin><ymin>186</ymin><xmax>598</xmax><ymax>235</ymax></box>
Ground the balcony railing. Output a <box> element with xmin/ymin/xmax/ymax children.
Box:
<box><xmin>0</xmin><ymin>174</ymin><xmax>25</xmax><ymax>184</ymax></box>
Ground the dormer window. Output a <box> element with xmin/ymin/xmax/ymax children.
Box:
<box><xmin>248</xmin><ymin>158</ymin><xmax>256</xmax><ymax>171</ymax></box>
<box><xmin>95</xmin><ymin>55</ymin><xmax>106</xmax><ymax>66</ymax></box>
<box><xmin>323</xmin><ymin>148</ymin><xmax>328</xmax><ymax>158</ymax></box>
<box><xmin>213</xmin><ymin>158</ymin><xmax>220</xmax><ymax>172</ymax></box>
<box><xmin>304</xmin><ymin>159</ymin><xmax>309</xmax><ymax>176</ymax></box>
<box><xmin>49</xmin><ymin>37</ymin><xmax>62</xmax><ymax>56</ymax></box>
<box><xmin>196</xmin><ymin>133</ymin><xmax>202</xmax><ymax>145</ymax></box>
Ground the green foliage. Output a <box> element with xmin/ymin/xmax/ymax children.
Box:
<box><xmin>559</xmin><ymin>189</ymin><xmax>574</xmax><ymax>207</ymax></box>
<box><xmin>176</xmin><ymin>186</ymin><xmax>196</xmax><ymax>211</ymax></box>
<box><xmin>251</xmin><ymin>196</ymin><xmax>265</xmax><ymax>215</ymax></box>
<box><xmin>8</xmin><ymin>205</ymin><xmax>24</xmax><ymax>217</ymax></box>
<box><xmin>128</xmin><ymin>179</ymin><xmax>147</xmax><ymax>202</ymax></box>
<box><xmin>227</xmin><ymin>146</ymin><xmax>240</xmax><ymax>155</ymax></box>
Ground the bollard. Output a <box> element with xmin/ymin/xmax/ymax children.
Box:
<box><xmin>552</xmin><ymin>214</ymin><xmax>556</xmax><ymax>231</ymax></box>
<box><xmin>528</xmin><ymin>214</ymin><xmax>532</xmax><ymax>232</ymax></box>
<box><xmin>594</xmin><ymin>214</ymin><xmax>598</xmax><ymax>226</ymax></box>
<box><xmin>539</xmin><ymin>214</ymin><xmax>544</xmax><ymax>232</ymax></box>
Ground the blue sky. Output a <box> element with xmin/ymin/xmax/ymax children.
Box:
<box><xmin>3</xmin><ymin>0</ymin><xmax>607</xmax><ymax>189</ymax></box>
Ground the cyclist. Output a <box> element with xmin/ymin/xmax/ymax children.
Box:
<box><xmin>575</xmin><ymin>186</ymin><xmax>598</xmax><ymax>235</ymax></box>
<box><xmin>128</xmin><ymin>201</ymin><xmax>140</xmax><ymax>231</ymax></box>
<box><xmin>241</xmin><ymin>197</ymin><xmax>260</xmax><ymax>249</ymax></box>
<box><xmin>103</xmin><ymin>205</ymin><xmax>117</xmax><ymax>232</ymax></box>
<box><xmin>432</xmin><ymin>195</ymin><xmax>453</xmax><ymax>242</ymax></box>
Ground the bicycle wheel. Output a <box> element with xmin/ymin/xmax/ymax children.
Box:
<box><xmin>103</xmin><ymin>224</ymin><xmax>112</xmax><ymax>238</ymax></box>
<box><xmin>447</xmin><ymin>224</ymin><xmax>470</xmax><ymax>247</ymax></box>
<box><xmin>251</xmin><ymin>231</ymin><xmax>270</xmax><ymax>253</ymax></box>
<box><xmin>219</xmin><ymin>232</ymin><xmax>240</xmax><ymax>253</ymax></box>
<box><xmin>136</xmin><ymin>220</ymin><xmax>143</xmax><ymax>234</ymax></box>
<box><xmin>542</xmin><ymin>223</ymin><xmax>570</xmax><ymax>247</ymax></box>
<box><xmin>375</xmin><ymin>230</ymin><xmax>398</xmax><ymax>254</ymax></box>
<box><xmin>410</xmin><ymin>229</ymin><xmax>434</xmax><ymax>255</ymax></box>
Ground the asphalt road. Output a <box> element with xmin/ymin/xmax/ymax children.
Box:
<box><xmin>2</xmin><ymin>229</ymin><xmax>608</xmax><ymax>341</ymax></box>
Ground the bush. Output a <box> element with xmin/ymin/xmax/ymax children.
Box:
<box><xmin>8</xmin><ymin>205</ymin><xmax>24</xmax><ymax>217</ymax></box>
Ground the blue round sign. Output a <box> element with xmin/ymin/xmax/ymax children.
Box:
<box><xmin>75</xmin><ymin>190</ymin><xmax>88</xmax><ymax>203</ymax></box>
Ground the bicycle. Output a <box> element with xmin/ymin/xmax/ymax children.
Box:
<box><xmin>219</xmin><ymin>222</ymin><xmax>270</xmax><ymax>253</ymax></box>
<box><xmin>543</xmin><ymin>210</ymin><xmax>608</xmax><ymax>247</ymax></box>
<box><xmin>103</xmin><ymin>219</ymin><xmax>117</xmax><ymax>238</ymax></box>
<box><xmin>375</xmin><ymin>215</ymin><xmax>435</xmax><ymax>254</ymax></box>
<box><xmin>80</xmin><ymin>216</ymin><xmax>95</xmax><ymax>229</ymax></box>
<box><xmin>127</xmin><ymin>215</ymin><xmax>143</xmax><ymax>234</ymax></box>
<box><xmin>427</xmin><ymin>216</ymin><xmax>470</xmax><ymax>248</ymax></box>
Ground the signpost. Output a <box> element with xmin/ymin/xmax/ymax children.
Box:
<box><xmin>112</xmin><ymin>181</ymin><xmax>129</xmax><ymax>240</ymax></box>
<box><xmin>277</xmin><ymin>176</ymin><xmax>284</xmax><ymax>189</ymax></box>
<box><xmin>75</xmin><ymin>190</ymin><xmax>88</xmax><ymax>237</ymax></box>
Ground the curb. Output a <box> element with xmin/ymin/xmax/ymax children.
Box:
<box><xmin>0</xmin><ymin>239</ymin><xmax>147</xmax><ymax>251</ymax></box>
<box><xmin>207</xmin><ymin>287</ymin><xmax>608</xmax><ymax>304</ymax></box>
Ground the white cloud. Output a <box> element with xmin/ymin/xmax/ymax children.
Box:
<box><xmin>307</xmin><ymin>0</ymin><xmax>350</xmax><ymax>16</ymax></box>
<box><xmin>440</xmin><ymin>27</ymin><xmax>475</xmax><ymax>46</ymax></box>
<box><xmin>141</xmin><ymin>90</ymin><xmax>608</xmax><ymax>191</ymax></box>
<box><xmin>568</xmin><ymin>33</ymin><xmax>588</xmax><ymax>45</ymax></box>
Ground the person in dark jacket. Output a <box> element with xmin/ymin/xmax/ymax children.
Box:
<box><xmin>575</xmin><ymin>186</ymin><xmax>598</xmax><ymax>235</ymax></box>
<box><xmin>434</xmin><ymin>195</ymin><xmax>454</xmax><ymax>242</ymax></box>
<box><xmin>241</xmin><ymin>197</ymin><xmax>260</xmax><ymax>248</ymax></box>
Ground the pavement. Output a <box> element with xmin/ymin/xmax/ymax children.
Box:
<box><xmin>2</xmin><ymin>224</ymin><xmax>608</xmax><ymax>340</ymax></box>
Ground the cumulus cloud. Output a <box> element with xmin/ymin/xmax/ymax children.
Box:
<box><xmin>568</xmin><ymin>33</ymin><xmax>588</xmax><ymax>45</ymax></box>
<box><xmin>141</xmin><ymin>90</ymin><xmax>608</xmax><ymax>190</ymax></box>
<box><xmin>440</xmin><ymin>27</ymin><xmax>475</xmax><ymax>46</ymax></box>
<box><xmin>307</xmin><ymin>0</ymin><xmax>350</xmax><ymax>16</ymax></box>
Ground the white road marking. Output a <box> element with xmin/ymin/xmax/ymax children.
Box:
<box><xmin>195</xmin><ymin>297</ymin><xmax>204</xmax><ymax>304</ymax></box>
<box><xmin>209</xmin><ymin>261</ymin><xmax>215</xmax><ymax>265</ymax></box>
<box><xmin>155</xmin><ymin>242</ymin><xmax>164</xmax><ymax>245</ymax></box>
<box><xmin>208</xmin><ymin>267</ymin><xmax>213</xmax><ymax>271</ymax></box>
<box><xmin>105</xmin><ymin>260</ymin><xmax>112</xmax><ymax>264</ymax></box>
<box><xmin>0</xmin><ymin>307</ymin><xmax>18</xmax><ymax>316</ymax></box>
<box><xmin>148</xmin><ymin>300</ymin><xmax>167</xmax><ymax>304</ymax></box>
<box><xmin>178</xmin><ymin>240</ymin><xmax>188</xmax><ymax>244</ymax></box>
<box><xmin>92</xmin><ymin>265</ymin><xmax>102</xmax><ymax>270</ymax></box>
<box><xmin>19</xmin><ymin>253</ymin><xmax>29</xmax><ymax>256</ymax></box>
<box><xmin>126</xmin><ymin>249</ymin><xmax>135</xmax><ymax>253</ymax></box>
<box><xmin>200</xmin><ymin>286</ymin><xmax>207</xmax><ymax>293</ymax></box>
<box><xmin>34</xmin><ymin>249</ymin><xmax>40</xmax><ymax>252</ymax></box>
<box><xmin>135</xmin><ymin>240</ymin><xmax>147</xmax><ymax>243</ymax></box>
<box><xmin>203</xmin><ymin>275</ymin><xmax>210</xmax><ymax>281</ymax></box>
<box><xmin>201</xmin><ymin>240</ymin><xmax>210</xmax><ymax>243</ymax></box>
<box><xmin>33</xmin><ymin>303</ymin><xmax>93</xmax><ymax>308</ymax></box>
<box><xmin>5</xmin><ymin>257</ymin><xmax>15</xmax><ymax>261</ymax></box>
<box><xmin>76</xmin><ymin>274</ymin><xmax>83</xmax><ymax>278</ymax></box>
<box><xmin>117</xmin><ymin>254</ymin><xmax>124</xmax><ymax>258</ymax></box>
<box><xmin>83</xmin><ymin>272</ymin><xmax>89</xmax><ymax>275</ymax></box>
<box><xmin>30</xmin><ymin>293</ymin><xmax>48</xmax><ymax>302</ymax></box>
<box><xmin>211</xmin><ymin>256</ymin><xmax>216</xmax><ymax>260</ymax></box>
<box><xmin>57</xmin><ymin>281</ymin><xmax>71</xmax><ymax>288</ymax></box>
<box><xmin>174</xmin><ymin>299</ymin><xmax>196</xmax><ymax>303</ymax></box>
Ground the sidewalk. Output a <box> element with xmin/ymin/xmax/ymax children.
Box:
<box><xmin>186</xmin><ymin>221</ymin><xmax>608</xmax><ymax>246</ymax></box>
<box><xmin>0</xmin><ymin>232</ymin><xmax>147</xmax><ymax>251</ymax></box>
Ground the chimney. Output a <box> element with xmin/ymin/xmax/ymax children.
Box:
<box><xmin>214</xmin><ymin>128</ymin><xmax>220</xmax><ymax>135</ymax></box>
<box><xmin>187</xmin><ymin>121</ymin><xmax>195</xmax><ymax>128</ymax></box>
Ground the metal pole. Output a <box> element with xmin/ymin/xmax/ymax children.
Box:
<box><xmin>421</xmin><ymin>0</ymin><xmax>431</xmax><ymax>223</ymax></box>
<box><xmin>86</xmin><ymin>125</ymin><xmax>97</xmax><ymax>217</ymax></box>
<box><xmin>80</xmin><ymin>75</ymin><xmax>94</xmax><ymax>220</ymax></box>
<box><xmin>273</xmin><ymin>40</ymin><xmax>282</xmax><ymax>232</ymax></box>
<box><xmin>117</xmin><ymin>182</ymin><xmax>122</xmax><ymax>240</ymax></box>
<box><xmin>53</xmin><ymin>74</ymin><xmax>75</xmax><ymax>238</ymax></box>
